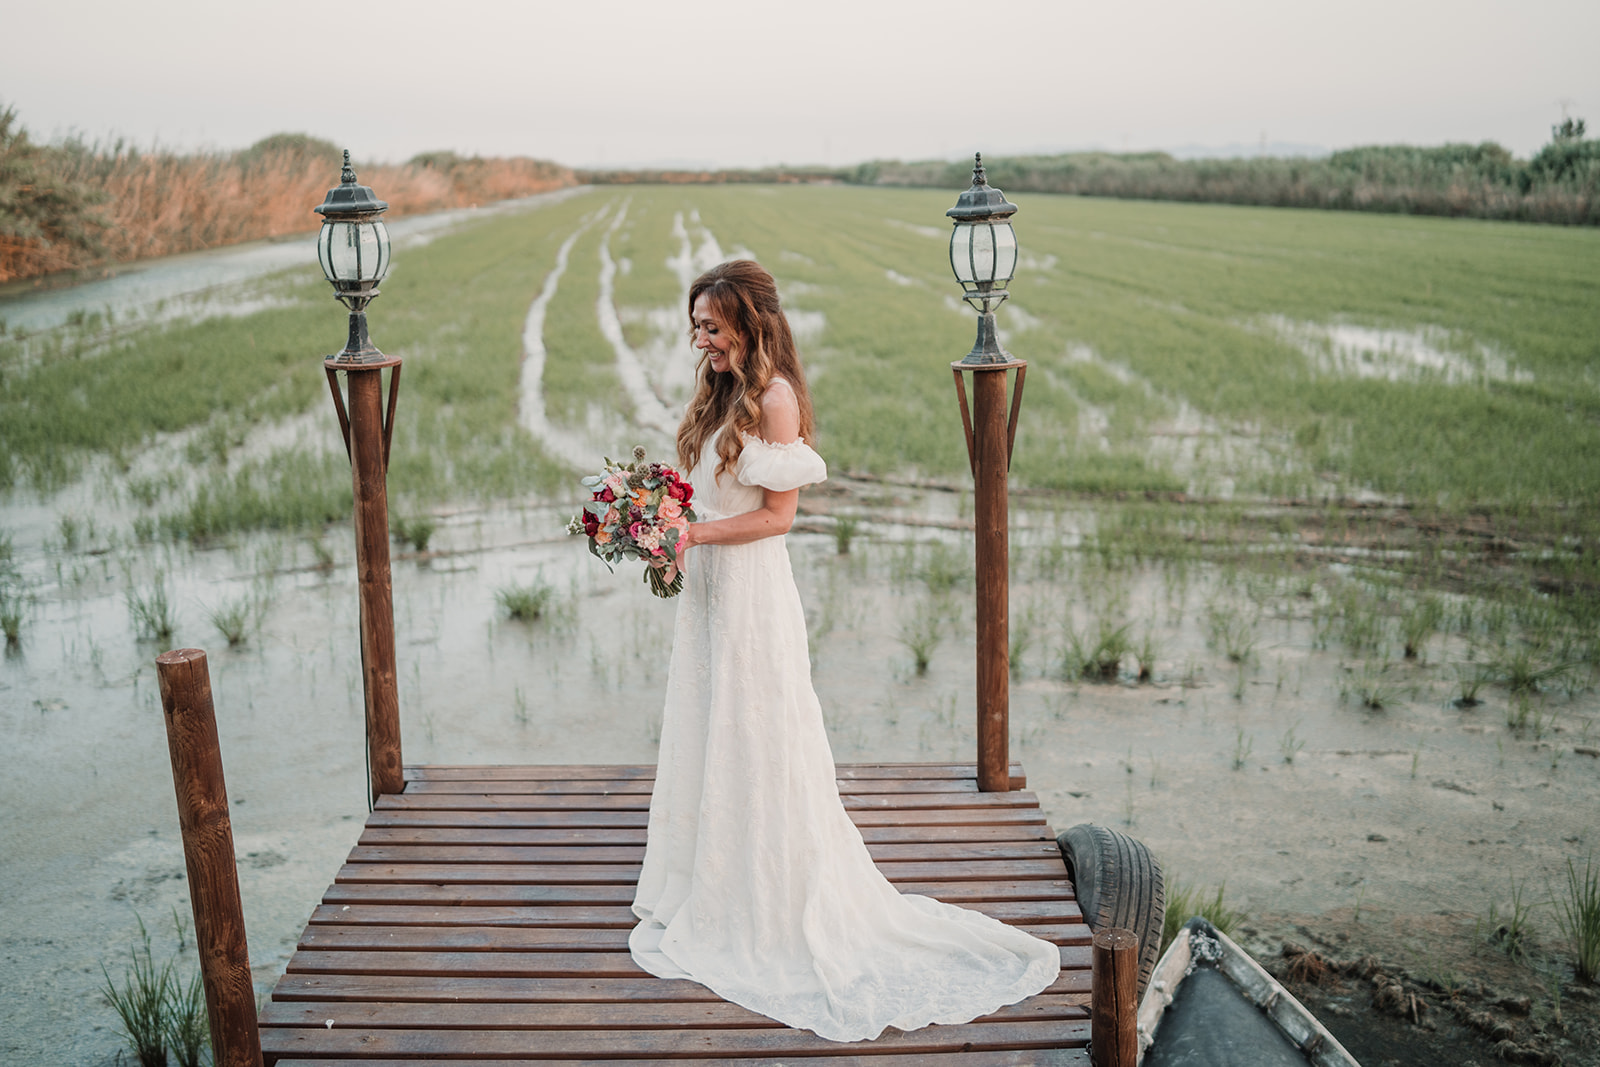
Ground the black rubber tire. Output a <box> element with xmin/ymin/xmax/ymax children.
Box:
<box><xmin>1058</xmin><ymin>822</ymin><xmax>1166</xmax><ymax>1000</ymax></box>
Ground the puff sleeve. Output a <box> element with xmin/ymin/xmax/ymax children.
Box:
<box><xmin>734</xmin><ymin>432</ymin><xmax>828</xmax><ymax>492</ymax></box>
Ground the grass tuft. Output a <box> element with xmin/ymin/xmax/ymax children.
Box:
<box><xmin>392</xmin><ymin>513</ymin><xmax>438</xmax><ymax>553</ymax></box>
<box><xmin>898</xmin><ymin>598</ymin><xmax>949</xmax><ymax>676</ymax></box>
<box><xmin>1161</xmin><ymin>879</ymin><xmax>1246</xmax><ymax>955</ymax></box>
<box><xmin>497</xmin><ymin>577</ymin><xmax>556</xmax><ymax>621</ymax></box>
<box><xmin>126</xmin><ymin>574</ymin><xmax>176</xmax><ymax>644</ymax></box>
<box><xmin>0</xmin><ymin>588</ymin><xmax>22</xmax><ymax>646</ymax></box>
<box><xmin>832</xmin><ymin>515</ymin><xmax>859</xmax><ymax>555</ymax></box>
<box><xmin>205</xmin><ymin>593</ymin><xmax>262</xmax><ymax>646</ymax></box>
<box><xmin>100</xmin><ymin>919</ymin><xmax>173</xmax><ymax>1067</ymax></box>
<box><xmin>166</xmin><ymin>970</ymin><xmax>209</xmax><ymax>1067</ymax></box>
<box><xmin>1552</xmin><ymin>852</ymin><xmax>1600</xmax><ymax>984</ymax></box>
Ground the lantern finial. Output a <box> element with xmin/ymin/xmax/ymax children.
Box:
<box><xmin>340</xmin><ymin>149</ymin><xmax>356</xmax><ymax>185</ymax></box>
<box><xmin>972</xmin><ymin>153</ymin><xmax>986</xmax><ymax>186</ymax></box>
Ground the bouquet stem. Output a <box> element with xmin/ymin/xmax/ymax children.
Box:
<box><xmin>646</xmin><ymin>565</ymin><xmax>684</xmax><ymax>599</ymax></box>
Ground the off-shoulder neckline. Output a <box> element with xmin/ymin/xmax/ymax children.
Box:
<box><xmin>738</xmin><ymin>430</ymin><xmax>810</xmax><ymax>451</ymax></box>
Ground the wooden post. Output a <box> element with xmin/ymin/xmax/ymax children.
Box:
<box><xmin>155</xmin><ymin>649</ymin><xmax>263</xmax><ymax>1067</ymax></box>
<box><xmin>329</xmin><ymin>361</ymin><xmax>404</xmax><ymax>801</ymax></box>
<box><xmin>953</xmin><ymin>361</ymin><xmax>1025</xmax><ymax>792</ymax></box>
<box><xmin>972</xmin><ymin>367</ymin><xmax>1010</xmax><ymax>792</ymax></box>
<box><xmin>1091</xmin><ymin>927</ymin><xmax>1140</xmax><ymax>1067</ymax></box>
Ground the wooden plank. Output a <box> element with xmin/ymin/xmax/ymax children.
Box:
<box><xmin>847</xmin><ymin>809</ymin><xmax>1047</xmax><ymax>828</ymax></box>
<box><xmin>320</xmin><ymin>879</ymin><xmax>1074</xmax><ymax>908</ymax></box>
<box><xmin>296</xmin><ymin>923</ymin><xmax>1090</xmax><ymax>954</ymax></box>
<box><xmin>357</xmin><ymin>823</ymin><xmax>1055</xmax><ymax>847</ymax></box>
<box><xmin>285</xmin><ymin>945</ymin><xmax>1091</xmax><ymax>978</ymax></box>
<box><xmin>373</xmin><ymin>791</ymin><xmax>1042</xmax><ymax>813</ymax></box>
<box><xmin>307</xmin><ymin>898</ymin><xmax>1083</xmax><ymax>930</ymax></box>
<box><xmin>309</xmin><ymin>904</ymin><xmax>641</xmax><ymax>928</ymax></box>
<box><xmin>364</xmin><ymin>807</ymin><xmax>1047</xmax><ymax>830</ymax></box>
<box><xmin>336</xmin><ymin>863</ymin><xmax>643</xmax><ymax>885</ymax></box>
<box><xmin>274</xmin><ymin>1052</ymin><xmax>1088</xmax><ymax>1066</ymax></box>
<box><xmin>404</xmin><ymin>779</ymin><xmax>657</xmax><ymax>795</ymax></box>
<box><xmin>366</xmin><ymin>809</ymin><xmax>651</xmax><ymax>830</ymax></box>
<box><xmin>344</xmin><ymin>841</ymin><xmax>1064</xmax><ymax>865</ymax></box>
<box><xmin>269</xmin><ymin>971</ymin><xmax>1092</xmax><ymax>1004</ymax></box>
<box><xmin>335</xmin><ymin>859</ymin><xmax>1067</xmax><ymax>886</ymax></box>
<box><xmin>261</xmin><ymin>996</ymin><xmax>1088</xmax><ymax>1030</ymax></box>
<box><xmin>258</xmin><ymin>1020</ymin><xmax>1089</xmax><ymax>1058</ymax></box>
<box><xmin>404</xmin><ymin>778</ymin><xmax>996</xmax><ymax>796</ymax></box>
<box><xmin>403</xmin><ymin>762</ymin><xmax>1024</xmax><ymax>782</ymax></box>
<box><xmin>377</xmin><ymin>793</ymin><xmax>654</xmax><ymax>812</ymax></box>
<box><xmin>321</xmin><ymin>883</ymin><xmax>639</xmax><ymax>907</ymax></box>
<box><xmin>405</xmin><ymin>764</ymin><xmax>658</xmax><ymax>781</ymax></box>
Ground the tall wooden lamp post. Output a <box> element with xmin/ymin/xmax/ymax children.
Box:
<box><xmin>315</xmin><ymin>152</ymin><xmax>404</xmax><ymax>802</ymax></box>
<box><xmin>946</xmin><ymin>154</ymin><xmax>1025</xmax><ymax>793</ymax></box>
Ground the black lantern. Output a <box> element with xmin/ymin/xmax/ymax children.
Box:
<box><xmin>947</xmin><ymin>153</ymin><xmax>1019</xmax><ymax>365</ymax></box>
<box><xmin>314</xmin><ymin>150</ymin><xmax>392</xmax><ymax>363</ymax></box>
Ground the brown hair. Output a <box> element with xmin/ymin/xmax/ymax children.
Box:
<box><xmin>677</xmin><ymin>259</ymin><xmax>816</xmax><ymax>479</ymax></box>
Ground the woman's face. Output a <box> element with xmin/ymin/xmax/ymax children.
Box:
<box><xmin>691</xmin><ymin>292</ymin><xmax>737</xmax><ymax>374</ymax></box>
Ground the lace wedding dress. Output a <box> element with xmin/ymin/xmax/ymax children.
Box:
<box><xmin>629</xmin><ymin>425</ymin><xmax>1059</xmax><ymax>1042</ymax></box>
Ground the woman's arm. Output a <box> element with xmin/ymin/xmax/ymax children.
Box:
<box><xmin>680</xmin><ymin>381</ymin><xmax>801</xmax><ymax>550</ymax></box>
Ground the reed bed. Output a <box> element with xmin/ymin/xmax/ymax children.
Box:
<box><xmin>0</xmin><ymin>115</ymin><xmax>574</xmax><ymax>283</ymax></box>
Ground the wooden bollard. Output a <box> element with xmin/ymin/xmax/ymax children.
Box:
<box><xmin>1091</xmin><ymin>927</ymin><xmax>1140</xmax><ymax>1067</ymax></box>
<box><xmin>155</xmin><ymin>649</ymin><xmax>263</xmax><ymax>1067</ymax></box>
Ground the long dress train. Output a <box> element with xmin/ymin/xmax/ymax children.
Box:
<box><xmin>629</xmin><ymin>427</ymin><xmax>1059</xmax><ymax>1043</ymax></box>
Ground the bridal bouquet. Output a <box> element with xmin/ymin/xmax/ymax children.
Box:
<box><xmin>568</xmin><ymin>446</ymin><xmax>696</xmax><ymax>598</ymax></box>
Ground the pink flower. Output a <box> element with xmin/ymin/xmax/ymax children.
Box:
<box><xmin>658</xmin><ymin>496</ymin><xmax>683</xmax><ymax>521</ymax></box>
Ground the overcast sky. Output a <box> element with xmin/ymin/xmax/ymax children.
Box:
<box><xmin>7</xmin><ymin>0</ymin><xmax>1597</xmax><ymax>168</ymax></box>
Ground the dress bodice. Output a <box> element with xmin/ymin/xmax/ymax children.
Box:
<box><xmin>690</xmin><ymin>428</ymin><xmax>827</xmax><ymax>521</ymax></box>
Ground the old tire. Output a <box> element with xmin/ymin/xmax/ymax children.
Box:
<box><xmin>1058</xmin><ymin>823</ymin><xmax>1166</xmax><ymax>999</ymax></box>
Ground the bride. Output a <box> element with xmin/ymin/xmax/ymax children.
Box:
<box><xmin>628</xmin><ymin>259</ymin><xmax>1058</xmax><ymax>1042</ymax></box>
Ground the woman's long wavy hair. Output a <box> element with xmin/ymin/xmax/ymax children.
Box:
<box><xmin>677</xmin><ymin>260</ymin><xmax>816</xmax><ymax>479</ymax></box>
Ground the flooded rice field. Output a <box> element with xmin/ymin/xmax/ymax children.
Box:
<box><xmin>3</xmin><ymin>187</ymin><xmax>1598</xmax><ymax>1062</ymax></box>
<box><xmin>2</xmin><ymin>472</ymin><xmax>1596</xmax><ymax>1063</ymax></box>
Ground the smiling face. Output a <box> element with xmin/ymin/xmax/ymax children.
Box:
<box><xmin>691</xmin><ymin>291</ymin><xmax>738</xmax><ymax>374</ymax></box>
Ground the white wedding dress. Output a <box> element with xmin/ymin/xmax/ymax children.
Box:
<box><xmin>629</xmin><ymin>423</ymin><xmax>1059</xmax><ymax>1042</ymax></box>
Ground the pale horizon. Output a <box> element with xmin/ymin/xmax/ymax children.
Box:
<box><xmin>7</xmin><ymin>0</ymin><xmax>1598</xmax><ymax>170</ymax></box>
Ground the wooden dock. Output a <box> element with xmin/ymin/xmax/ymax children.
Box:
<box><xmin>259</xmin><ymin>761</ymin><xmax>1093</xmax><ymax>1065</ymax></box>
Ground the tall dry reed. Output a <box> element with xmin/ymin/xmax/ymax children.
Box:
<box><xmin>1</xmin><ymin>128</ymin><xmax>574</xmax><ymax>284</ymax></box>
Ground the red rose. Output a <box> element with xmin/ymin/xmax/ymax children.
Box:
<box><xmin>599</xmin><ymin>486</ymin><xmax>616</xmax><ymax>503</ymax></box>
<box><xmin>669</xmin><ymin>481</ymin><xmax>692</xmax><ymax>503</ymax></box>
<box><xmin>583</xmin><ymin>516</ymin><xmax>599</xmax><ymax>536</ymax></box>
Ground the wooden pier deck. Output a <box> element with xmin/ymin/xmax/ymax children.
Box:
<box><xmin>259</xmin><ymin>761</ymin><xmax>1092</xmax><ymax>1065</ymax></box>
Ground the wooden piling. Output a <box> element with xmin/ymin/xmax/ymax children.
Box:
<box><xmin>1091</xmin><ymin>927</ymin><xmax>1140</xmax><ymax>1067</ymax></box>
<box><xmin>155</xmin><ymin>648</ymin><xmax>263</xmax><ymax>1067</ymax></box>
<box><xmin>344</xmin><ymin>366</ymin><xmax>403</xmax><ymax>799</ymax></box>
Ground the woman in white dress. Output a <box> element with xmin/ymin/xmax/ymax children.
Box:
<box><xmin>628</xmin><ymin>260</ymin><xmax>1058</xmax><ymax>1042</ymax></box>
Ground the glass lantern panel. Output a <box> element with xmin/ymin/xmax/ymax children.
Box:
<box><xmin>370</xmin><ymin>220</ymin><xmax>391</xmax><ymax>282</ymax></box>
<box><xmin>993</xmin><ymin>223</ymin><xmax>1017</xmax><ymax>283</ymax></box>
<box><xmin>321</xmin><ymin>220</ymin><xmax>390</xmax><ymax>282</ymax></box>
<box><xmin>971</xmin><ymin>223</ymin><xmax>996</xmax><ymax>283</ymax></box>
<box><xmin>325</xmin><ymin>221</ymin><xmax>363</xmax><ymax>281</ymax></box>
<box><xmin>949</xmin><ymin>224</ymin><xmax>974</xmax><ymax>285</ymax></box>
<box><xmin>317</xmin><ymin>223</ymin><xmax>338</xmax><ymax>283</ymax></box>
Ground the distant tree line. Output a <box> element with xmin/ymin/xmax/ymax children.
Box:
<box><xmin>0</xmin><ymin>105</ymin><xmax>573</xmax><ymax>284</ymax></box>
<box><xmin>847</xmin><ymin>120</ymin><xmax>1597</xmax><ymax>226</ymax></box>
<box><xmin>583</xmin><ymin>120</ymin><xmax>1598</xmax><ymax>227</ymax></box>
